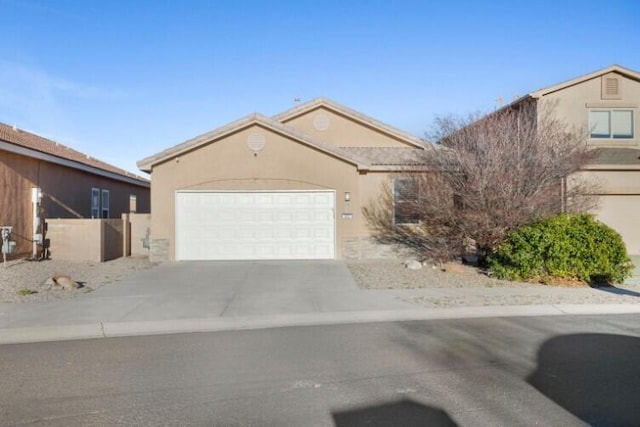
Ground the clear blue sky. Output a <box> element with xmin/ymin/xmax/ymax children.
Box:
<box><xmin>1</xmin><ymin>0</ymin><xmax>639</xmax><ymax>175</ymax></box>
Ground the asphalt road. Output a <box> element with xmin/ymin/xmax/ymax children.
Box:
<box><xmin>1</xmin><ymin>314</ymin><xmax>639</xmax><ymax>426</ymax></box>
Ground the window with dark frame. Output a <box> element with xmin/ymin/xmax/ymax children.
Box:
<box><xmin>589</xmin><ymin>109</ymin><xmax>634</xmax><ymax>140</ymax></box>
<box><xmin>393</xmin><ymin>178</ymin><xmax>421</xmax><ymax>224</ymax></box>
<box><xmin>91</xmin><ymin>188</ymin><xmax>100</xmax><ymax>218</ymax></box>
<box><xmin>101</xmin><ymin>189</ymin><xmax>110</xmax><ymax>218</ymax></box>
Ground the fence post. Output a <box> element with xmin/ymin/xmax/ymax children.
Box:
<box><xmin>122</xmin><ymin>213</ymin><xmax>131</xmax><ymax>257</ymax></box>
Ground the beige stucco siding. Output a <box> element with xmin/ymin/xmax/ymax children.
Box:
<box><xmin>576</xmin><ymin>170</ymin><xmax>640</xmax><ymax>195</ymax></box>
<box><xmin>282</xmin><ymin>107</ymin><xmax>414</xmax><ymax>148</ymax></box>
<box><xmin>538</xmin><ymin>71</ymin><xmax>640</xmax><ymax>254</ymax></box>
<box><xmin>149</xmin><ymin>124</ymin><xmax>388</xmax><ymax>260</ymax></box>
<box><xmin>538</xmin><ymin>72</ymin><xmax>640</xmax><ymax>148</ymax></box>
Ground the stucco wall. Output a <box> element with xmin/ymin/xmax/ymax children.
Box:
<box><xmin>47</xmin><ymin>219</ymin><xmax>103</xmax><ymax>262</ymax></box>
<box><xmin>0</xmin><ymin>149</ymin><xmax>149</xmax><ymax>256</ymax></box>
<box><xmin>149</xmin><ymin>124</ymin><xmax>399</xmax><ymax>261</ymax></box>
<box><xmin>102</xmin><ymin>219</ymin><xmax>123</xmax><ymax>261</ymax></box>
<box><xmin>130</xmin><ymin>213</ymin><xmax>151</xmax><ymax>257</ymax></box>
<box><xmin>47</xmin><ymin>218</ymin><xmax>125</xmax><ymax>262</ymax></box>
<box><xmin>538</xmin><ymin>72</ymin><xmax>640</xmax><ymax>148</ymax></box>
<box><xmin>281</xmin><ymin>106</ymin><xmax>416</xmax><ymax>148</ymax></box>
<box><xmin>539</xmin><ymin>72</ymin><xmax>640</xmax><ymax>254</ymax></box>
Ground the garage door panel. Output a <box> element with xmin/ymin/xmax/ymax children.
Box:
<box><xmin>595</xmin><ymin>195</ymin><xmax>640</xmax><ymax>255</ymax></box>
<box><xmin>176</xmin><ymin>191</ymin><xmax>335</xmax><ymax>260</ymax></box>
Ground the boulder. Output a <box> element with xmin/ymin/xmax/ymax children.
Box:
<box><xmin>53</xmin><ymin>274</ymin><xmax>80</xmax><ymax>290</ymax></box>
<box><xmin>405</xmin><ymin>260</ymin><xmax>423</xmax><ymax>270</ymax></box>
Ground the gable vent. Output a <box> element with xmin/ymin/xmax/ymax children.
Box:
<box><xmin>313</xmin><ymin>113</ymin><xmax>330</xmax><ymax>131</ymax></box>
<box><xmin>602</xmin><ymin>75</ymin><xmax>621</xmax><ymax>99</ymax></box>
<box><xmin>247</xmin><ymin>133</ymin><xmax>266</xmax><ymax>152</ymax></box>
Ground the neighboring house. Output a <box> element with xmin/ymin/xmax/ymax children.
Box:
<box><xmin>0</xmin><ymin>123</ymin><xmax>150</xmax><ymax>256</ymax></box>
<box><xmin>501</xmin><ymin>65</ymin><xmax>640</xmax><ymax>254</ymax></box>
<box><xmin>138</xmin><ymin>98</ymin><xmax>425</xmax><ymax>262</ymax></box>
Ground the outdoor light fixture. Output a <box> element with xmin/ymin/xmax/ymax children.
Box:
<box><xmin>344</xmin><ymin>192</ymin><xmax>351</xmax><ymax>202</ymax></box>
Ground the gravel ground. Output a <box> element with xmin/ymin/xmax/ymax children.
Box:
<box><xmin>347</xmin><ymin>259</ymin><xmax>640</xmax><ymax>307</ymax></box>
<box><xmin>348</xmin><ymin>260</ymin><xmax>530</xmax><ymax>289</ymax></box>
<box><xmin>3</xmin><ymin>256</ymin><xmax>639</xmax><ymax>308</ymax></box>
<box><xmin>0</xmin><ymin>256</ymin><xmax>157</xmax><ymax>303</ymax></box>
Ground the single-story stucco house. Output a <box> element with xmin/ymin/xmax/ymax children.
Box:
<box><xmin>138</xmin><ymin>64</ymin><xmax>640</xmax><ymax>262</ymax></box>
<box><xmin>137</xmin><ymin>98</ymin><xmax>426</xmax><ymax>262</ymax></box>
<box><xmin>0</xmin><ymin>123</ymin><xmax>150</xmax><ymax>256</ymax></box>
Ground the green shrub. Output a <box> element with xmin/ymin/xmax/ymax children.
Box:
<box><xmin>488</xmin><ymin>214</ymin><xmax>633</xmax><ymax>285</ymax></box>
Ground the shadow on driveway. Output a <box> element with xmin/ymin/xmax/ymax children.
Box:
<box><xmin>528</xmin><ymin>333</ymin><xmax>640</xmax><ymax>426</ymax></box>
<box><xmin>332</xmin><ymin>398</ymin><xmax>458</xmax><ymax>427</ymax></box>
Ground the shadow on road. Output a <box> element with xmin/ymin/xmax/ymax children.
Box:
<box><xmin>592</xmin><ymin>285</ymin><xmax>640</xmax><ymax>297</ymax></box>
<box><xmin>332</xmin><ymin>398</ymin><xmax>458</xmax><ymax>427</ymax></box>
<box><xmin>528</xmin><ymin>333</ymin><xmax>640</xmax><ymax>426</ymax></box>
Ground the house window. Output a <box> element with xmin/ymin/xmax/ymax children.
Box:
<box><xmin>91</xmin><ymin>188</ymin><xmax>100</xmax><ymax>218</ymax></box>
<box><xmin>129</xmin><ymin>195</ymin><xmax>137</xmax><ymax>213</ymax></box>
<box><xmin>101</xmin><ymin>189</ymin><xmax>110</xmax><ymax>218</ymax></box>
<box><xmin>589</xmin><ymin>109</ymin><xmax>634</xmax><ymax>140</ymax></box>
<box><xmin>393</xmin><ymin>178</ymin><xmax>420</xmax><ymax>224</ymax></box>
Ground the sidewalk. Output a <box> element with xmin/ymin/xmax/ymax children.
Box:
<box><xmin>1</xmin><ymin>260</ymin><xmax>639</xmax><ymax>345</ymax></box>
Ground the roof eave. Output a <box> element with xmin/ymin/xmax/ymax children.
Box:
<box><xmin>530</xmin><ymin>64</ymin><xmax>640</xmax><ymax>98</ymax></box>
<box><xmin>137</xmin><ymin>113</ymin><xmax>372</xmax><ymax>172</ymax></box>
<box><xmin>0</xmin><ymin>139</ymin><xmax>150</xmax><ymax>187</ymax></box>
<box><xmin>273</xmin><ymin>97</ymin><xmax>425</xmax><ymax>149</ymax></box>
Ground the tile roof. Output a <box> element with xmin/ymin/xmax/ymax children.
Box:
<box><xmin>590</xmin><ymin>147</ymin><xmax>640</xmax><ymax>166</ymax></box>
<box><xmin>339</xmin><ymin>147</ymin><xmax>427</xmax><ymax>166</ymax></box>
<box><xmin>0</xmin><ymin>123</ymin><xmax>149</xmax><ymax>185</ymax></box>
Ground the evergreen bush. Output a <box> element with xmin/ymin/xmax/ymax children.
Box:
<box><xmin>489</xmin><ymin>214</ymin><xmax>633</xmax><ymax>285</ymax></box>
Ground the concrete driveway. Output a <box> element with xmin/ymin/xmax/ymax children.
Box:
<box><xmin>0</xmin><ymin>261</ymin><xmax>415</xmax><ymax>329</ymax></box>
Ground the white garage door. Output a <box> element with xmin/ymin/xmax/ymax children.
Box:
<box><xmin>595</xmin><ymin>195</ymin><xmax>640</xmax><ymax>255</ymax></box>
<box><xmin>176</xmin><ymin>191</ymin><xmax>335</xmax><ymax>260</ymax></box>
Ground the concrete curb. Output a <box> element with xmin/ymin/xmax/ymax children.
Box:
<box><xmin>2</xmin><ymin>304</ymin><xmax>640</xmax><ymax>345</ymax></box>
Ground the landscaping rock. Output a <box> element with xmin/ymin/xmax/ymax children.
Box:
<box><xmin>405</xmin><ymin>260</ymin><xmax>423</xmax><ymax>270</ymax></box>
<box><xmin>53</xmin><ymin>274</ymin><xmax>79</xmax><ymax>290</ymax></box>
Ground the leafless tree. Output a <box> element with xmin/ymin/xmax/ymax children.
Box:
<box><xmin>364</xmin><ymin>102</ymin><xmax>598</xmax><ymax>261</ymax></box>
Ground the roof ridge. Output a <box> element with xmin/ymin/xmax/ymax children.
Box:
<box><xmin>137</xmin><ymin>112</ymin><xmax>373</xmax><ymax>172</ymax></box>
<box><xmin>529</xmin><ymin>64</ymin><xmax>640</xmax><ymax>98</ymax></box>
<box><xmin>272</xmin><ymin>97</ymin><xmax>425</xmax><ymax>148</ymax></box>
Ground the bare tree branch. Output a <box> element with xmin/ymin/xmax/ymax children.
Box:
<box><xmin>365</xmin><ymin>102</ymin><xmax>599</xmax><ymax>261</ymax></box>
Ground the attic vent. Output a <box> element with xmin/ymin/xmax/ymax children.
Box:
<box><xmin>313</xmin><ymin>113</ymin><xmax>330</xmax><ymax>131</ymax></box>
<box><xmin>247</xmin><ymin>132</ymin><xmax>266</xmax><ymax>152</ymax></box>
<box><xmin>602</xmin><ymin>75</ymin><xmax>621</xmax><ymax>99</ymax></box>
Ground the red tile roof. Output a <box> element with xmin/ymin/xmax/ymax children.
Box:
<box><xmin>0</xmin><ymin>122</ymin><xmax>149</xmax><ymax>185</ymax></box>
